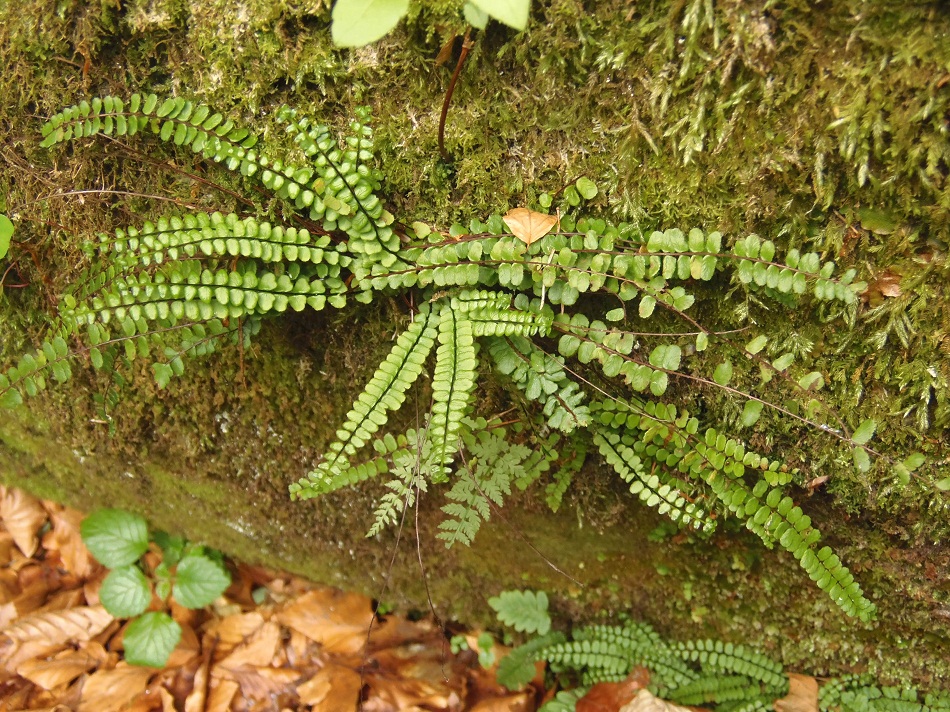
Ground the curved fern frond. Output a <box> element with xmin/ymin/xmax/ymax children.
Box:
<box><xmin>290</xmin><ymin>305</ymin><xmax>440</xmax><ymax>499</ymax></box>
<box><xmin>427</xmin><ymin>307</ymin><xmax>477</xmax><ymax>477</ymax></box>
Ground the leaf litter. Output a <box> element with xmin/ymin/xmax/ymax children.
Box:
<box><xmin>0</xmin><ymin>485</ymin><xmax>819</xmax><ymax>711</ymax></box>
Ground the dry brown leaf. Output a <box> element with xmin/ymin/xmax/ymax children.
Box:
<box><xmin>16</xmin><ymin>647</ymin><xmax>101</xmax><ymax>690</ymax></box>
<box><xmin>276</xmin><ymin>588</ymin><xmax>374</xmax><ymax>655</ymax></box>
<box><xmin>619</xmin><ymin>689</ymin><xmax>693</xmax><ymax>712</ymax></box>
<box><xmin>42</xmin><ymin>508</ymin><xmax>92</xmax><ymax>578</ymax></box>
<box><xmin>503</xmin><ymin>208</ymin><xmax>558</xmax><ymax>246</ymax></box>
<box><xmin>578</xmin><ymin>668</ymin><xmax>650</xmax><ymax>712</ymax></box>
<box><xmin>165</xmin><ymin>623</ymin><xmax>201</xmax><ymax>668</ymax></box>
<box><xmin>297</xmin><ymin>663</ymin><xmax>362</xmax><ymax>708</ymax></box>
<box><xmin>0</xmin><ymin>530</ymin><xmax>16</xmax><ymax>566</ymax></box>
<box><xmin>219</xmin><ymin>664</ymin><xmax>300</xmax><ymax>701</ymax></box>
<box><xmin>204</xmin><ymin>611</ymin><xmax>266</xmax><ymax>656</ymax></box>
<box><xmin>217</xmin><ymin>620</ymin><xmax>281</xmax><ymax>669</ymax></box>
<box><xmin>3</xmin><ymin>605</ymin><xmax>113</xmax><ymax>645</ymax></box>
<box><xmin>78</xmin><ymin>663</ymin><xmax>154</xmax><ymax>712</ymax></box>
<box><xmin>0</xmin><ymin>487</ymin><xmax>48</xmax><ymax>557</ymax></box>
<box><xmin>184</xmin><ymin>655</ymin><xmax>211</xmax><ymax>712</ymax></box>
<box><xmin>468</xmin><ymin>693</ymin><xmax>532</xmax><ymax>712</ymax></box>
<box><xmin>205</xmin><ymin>678</ymin><xmax>240</xmax><ymax>712</ymax></box>
<box><xmin>775</xmin><ymin>673</ymin><xmax>819</xmax><ymax>712</ymax></box>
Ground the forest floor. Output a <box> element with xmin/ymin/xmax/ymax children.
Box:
<box><xmin>0</xmin><ymin>485</ymin><xmax>826</xmax><ymax>712</ymax></box>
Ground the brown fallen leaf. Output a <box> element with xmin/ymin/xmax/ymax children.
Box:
<box><xmin>0</xmin><ymin>486</ymin><xmax>48</xmax><ymax>558</ymax></box>
<box><xmin>15</xmin><ymin>647</ymin><xmax>101</xmax><ymax>690</ymax></box>
<box><xmin>3</xmin><ymin>605</ymin><xmax>113</xmax><ymax>645</ymax></box>
<box><xmin>204</xmin><ymin>611</ymin><xmax>267</xmax><ymax>657</ymax></box>
<box><xmin>619</xmin><ymin>689</ymin><xmax>695</xmax><ymax>712</ymax></box>
<box><xmin>42</xmin><ymin>506</ymin><xmax>91</xmax><ymax>578</ymax></box>
<box><xmin>78</xmin><ymin>663</ymin><xmax>155</xmax><ymax>712</ymax></box>
<box><xmin>219</xmin><ymin>664</ymin><xmax>300</xmax><ymax>701</ymax></box>
<box><xmin>578</xmin><ymin>668</ymin><xmax>651</xmax><ymax>712</ymax></box>
<box><xmin>205</xmin><ymin>678</ymin><xmax>240</xmax><ymax>712</ymax></box>
<box><xmin>297</xmin><ymin>663</ymin><xmax>362</xmax><ymax>708</ymax></box>
<box><xmin>503</xmin><ymin>208</ymin><xmax>558</xmax><ymax>246</ymax></box>
<box><xmin>276</xmin><ymin>588</ymin><xmax>374</xmax><ymax>655</ymax></box>
<box><xmin>775</xmin><ymin>673</ymin><xmax>819</xmax><ymax>712</ymax></box>
<box><xmin>216</xmin><ymin>620</ymin><xmax>281</xmax><ymax>669</ymax></box>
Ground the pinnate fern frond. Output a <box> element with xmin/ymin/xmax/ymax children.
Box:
<box><xmin>290</xmin><ymin>306</ymin><xmax>439</xmax><ymax>499</ymax></box>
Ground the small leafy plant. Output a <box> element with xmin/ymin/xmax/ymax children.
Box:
<box><xmin>81</xmin><ymin>508</ymin><xmax>231</xmax><ymax>667</ymax></box>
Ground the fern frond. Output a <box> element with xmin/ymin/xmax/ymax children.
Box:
<box><xmin>290</xmin><ymin>306</ymin><xmax>440</xmax><ymax>499</ymax></box>
<box><xmin>427</xmin><ymin>308</ymin><xmax>477</xmax><ymax>476</ymax></box>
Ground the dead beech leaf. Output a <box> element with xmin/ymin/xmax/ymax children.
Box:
<box><xmin>503</xmin><ymin>208</ymin><xmax>558</xmax><ymax>246</ymax></box>
<box><xmin>578</xmin><ymin>668</ymin><xmax>650</xmax><ymax>712</ymax></box>
<box><xmin>204</xmin><ymin>611</ymin><xmax>266</xmax><ymax>656</ymax></box>
<box><xmin>78</xmin><ymin>663</ymin><xmax>154</xmax><ymax>712</ymax></box>
<box><xmin>216</xmin><ymin>620</ymin><xmax>281</xmax><ymax>669</ymax></box>
<box><xmin>775</xmin><ymin>673</ymin><xmax>819</xmax><ymax>712</ymax></box>
<box><xmin>469</xmin><ymin>693</ymin><xmax>532</xmax><ymax>712</ymax></box>
<box><xmin>4</xmin><ymin>605</ymin><xmax>113</xmax><ymax>645</ymax></box>
<box><xmin>16</xmin><ymin>647</ymin><xmax>101</xmax><ymax>690</ymax></box>
<box><xmin>297</xmin><ymin>663</ymin><xmax>362</xmax><ymax>707</ymax></box>
<box><xmin>42</xmin><ymin>507</ymin><xmax>92</xmax><ymax>578</ymax></box>
<box><xmin>205</xmin><ymin>678</ymin><xmax>240</xmax><ymax>712</ymax></box>
<box><xmin>0</xmin><ymin>486</ymin><xmax>48</xmax><ymax>557</ymax></box>
<box><xmin>619</xmin><ymin>689</ymin><xmax>693</xmax><ymax>712</ymax></box>
<box><xmin>221</xmin><ymin>664</ymin><xmax>300</xmax><ymax>701</ymax></box>
<box><xmin>276</xmin><ymin>588</ymin><xmax>374</xmax><ymax>655</ymax></box>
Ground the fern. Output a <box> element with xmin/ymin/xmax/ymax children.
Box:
<box><xmin>3</xmin><ymin>93</ymin><xmax>918</xmax><ymax>623</ymax></box>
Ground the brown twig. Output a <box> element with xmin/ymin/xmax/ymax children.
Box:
<box><xmin>437</xmin><ymin>27</ymin><xmax>474</xmax><ymax>163</ymax></box>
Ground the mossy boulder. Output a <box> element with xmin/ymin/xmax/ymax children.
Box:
<box><xmin>0</xmin><ymin>0</ymin><xmax>948</xmax><ymax>691</ymax></box>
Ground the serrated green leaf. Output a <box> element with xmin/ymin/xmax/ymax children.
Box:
<box><xmin>463</xmin><ymin>1</ymin><xmax>489</xmax><ymax>28</ymax></box>
<box><xmin>99</xmin><ymin>566</ymin><xmax>152</xmax><ymax>618</ymax></box>
<box><xmin>936</xmin><ymin>477</ymin><xmax>950</xmax><ymax>491</ymax></box>
<box><xmin>331</xmin><ymin>0</ymin><xmax>410</xmax><ymax>46</ymax></box>
<box><xmin>851</xmin><ymin>418</ymin><xmax>876</xmax><ymax>445</ymax></box>
<box><xmin>81</xmin><ymin>509</ymin><xmax>149</xmax><ymax>568</ymax></box>
<box><xmin>123</xmin><ymin>612</ymin><xmax>182</xmax><ymax>667</ymax></box>
<box><xmin>172</xmin><ymin>553</ymin><xmax>232</xmax><ymax>609</ymax></box>
<box><xmin>152</xmin><ymin>363</ymin><xmax>174</xmax><ymax>389</ymax></box>
<box><xmin>470</xmin><ymin>0</ymin><xmax>530</xmax><ymax>30</ymax></box>
<box><xmin>902</xmin><ymin>453</ymin><xmax>925</xmax><ymax>472</ymax></box>
<box><xmin>605</xmin><ymin>308</ymin><xmax>624</xmax><ymax>322</ymax></box>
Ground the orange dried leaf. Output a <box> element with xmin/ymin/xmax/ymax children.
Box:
<box><xmin>297</xmin><ymin>663</ymin><xmax>362</xmax><ymax>707</ymax></box>
<box><xmin>216</xmin><ymin>620</ymin><xmax>281</xmax><ymax>669</ymax></box>
<box><xmin>276</xmin><ymin>588</ymin><xmax>374</xmax><ymax>655</ymax></box>
<box><xmin>619</xmin><ymin>689</ymin><xmax>693</xmax><ymax>712</ymax></box>
<box><xmin>4</xmin><ymin>605</ymin><xmax>113</xmax><ymax>645</ymax></box>
<box><xmin>204</xmin><ymin>611</ymin><xmax>266</xmax><ymax>656</ymax></box>
<box><xmin>221</xmin><ymin>664</ymin><xmax>300</xmax><ymax>701</ymax></box>
<box><xmin>16</xmin><ymin>648</ymin><xmax>101</xmax><ymax>690</ymax></box>
<box><xmin>205</xmin><ymin>678</ymin><xmax>240</xmax><ymax>712</ymax></box>
<box><xmin>775</xmin><ymin>673</ymin><xmax>819</xmax><ymax>712</ymax></box>
<box><xmin>0</xmin><ymin>486</ymin><xmax>48</xmax><ymax>558</ymax></box>
<box><xmin>78</xmin><ymin>663</ymin><xmax>154</xmax><ymax>712</ymax></box>
<box><xmin>503</xmin><ymin>208</ymin><xmax>558</xmax><ymax>246</ymax></box>
<box><xmin>42</xmin><ymin>507</ymin><xmax>91</xmax><ymax>578</ymax></box>
<box><xmin>578</xmin><ymin>668</ymin><xmax>650</xmax><ymax>712</ymax></box>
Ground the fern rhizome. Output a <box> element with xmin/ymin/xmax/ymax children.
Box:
<box><xmin>3</xmin><ymin>94</ymin><xmax>925</xmax><ymax>623</ymax></box>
